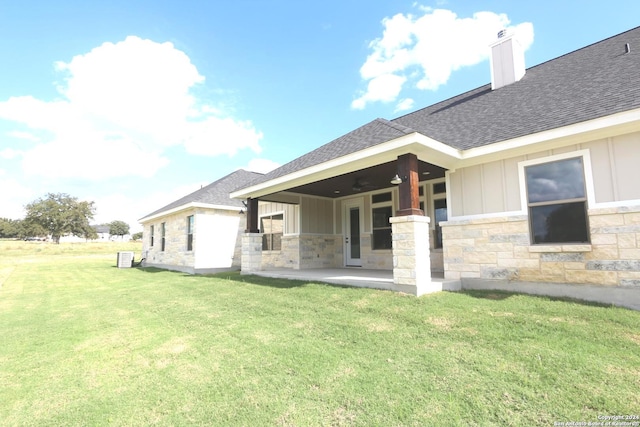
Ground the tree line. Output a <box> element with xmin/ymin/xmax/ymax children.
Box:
<box><xmin>0</xmin><ymin>193</ymin><xmax>134</xmax><ymax>243</ymax></box>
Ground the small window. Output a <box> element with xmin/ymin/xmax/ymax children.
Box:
<box><xmin>433</xmin><ymin>199</ymin><xmax>447</xmax><ymax>249</ymax></box>
<box><xmin>150</xmin><ymin>225</ymin><xmax>154</xmax><ymax>247</ymax></box>
<box><xmin>187</xmin><ymin>215</ymin><xmax>194</xmax><ymax>251</ymax></box>
<box><xmin>160</xmin><ymin>222</ymin><xmax>166</xmax><ymax>251</ymax></box>
<box><xmin>433</xmin><ymin>182</ymin><xmax>446</xmax><ymax>194</ymax></box>
<box><xmin>372</xmin><ymin>206</ymin><xmax>393</xmax><ymax>249</ymax></box>
<box><xmin>372</xmin><ymin>192</ymin><xmax>392</xmax><ymax>204</ymax></box>
<box><xmin>261</xmin><ymin>214</ymin><xmax>283</xmax><ymax>251</ymax></box>
<box><xmin>525</xmin><ymin>157</ymin><xmax>589</xmax><ymax>244</ymax></box>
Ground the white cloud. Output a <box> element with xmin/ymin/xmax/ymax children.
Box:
<box><xmin>394</xmin><ymin>98</ymin><xmax>415</xmax><ymax>112</ymax></box>
<box><xmin>244</xmin><ymin>158</ymin><xmax>281</xmax><ymax>174</ymax></box>
<box><xmin>352</xmin><ymin>7</ymin><xmax>534</xmax><ymax>109</ymax></box>
<box><xmin>0</xmin><ymin>148</ymin><xmax>22</xmax><ymax>159</ymax></box>
<box><xmin>0</xmin><ymin>36</ymin><xmax>263</xmax><ymax>180</ymax></box>
<box><xmin>94</xmin><ymin>182</ymin><xmax>211</xmax><ymax>233</ymax></box>
<box><xmin>7</xmin><ymin>130</ymin><xmax>40</xmax><ymax>142</ymax></box>
<box><xmin>0</xmin><ymin>178</ymin><xmax>34</xmax><ymax>219</ymax></box>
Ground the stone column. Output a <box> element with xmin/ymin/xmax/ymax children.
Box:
<box><xmin>390</xmin><ymin>215</ymin><xmax>440</xmax><ymax>296</ymax></box>
<box><xmin>241</xmin><ymin>233</ymin><xmax>263</xmax><ymax>275</ymax></box>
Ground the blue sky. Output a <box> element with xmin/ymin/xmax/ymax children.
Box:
<box><xmin>1</xmin><ymin>0</ymin><xmax>639</xmax><ymax>231</ymax></box>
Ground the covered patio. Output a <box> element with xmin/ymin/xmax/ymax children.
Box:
<box><xmin>250</xmin><ymin>268</ymin><xmax>461</xmax><ymax>292</ymax></box>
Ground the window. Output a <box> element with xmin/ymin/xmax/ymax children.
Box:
<box><xmin>372</xmin><ymin>192</ymin><xmax>393</xmax><ymax>250</ymax></box>
<box><xmin>524</xmin><ymin>157</ymin><xmax>589</xmax><ymax>244</ymax></box>
<box><xmin>150</xmin><ymin>225</ymin><xmax>154</xmax><ymax>247</ymax></box>
<box><xmin>187</xmin><ymin>215</ymin><xmax>194</xmax><ymax>251</ymax></box>
<box><xmin>433</xmin><ymin>198</ymin><xmax>447</xmax><ymax>248</ymax></box>
<box><xmin>261</xmin><ymin>214</ymin><xmax>283</xmax><ymax>251</ymax></box>
<box><xmin>160</xmin><ymin>222</ymin><xmax>166</xmax><ymax>251</ymax></box>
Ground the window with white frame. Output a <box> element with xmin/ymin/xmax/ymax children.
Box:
<box><xmin>419</xmin><ymin>182</ymin><xmax>447</xmax><ymax>248</ymax></box>
<box><xmin>524</xmin><ymin>156</ymin><xmax>590</xmax><ymax>244</ymax></box>
<box><xmin>261</xmin><ymin>213</ymin><xmax>283</xmax><ymax>251</ymax></box>
<box><xmin>371</xmin><ymin>192</ymin><xmax>393</xmax><ymax>250</ymax></box>
<box><xmin>150</xmin><ymin>225</ymin><xmax>154</xmax><ymax>247</ymax></box>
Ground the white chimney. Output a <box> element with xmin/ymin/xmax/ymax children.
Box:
<box><xmin>489</xmin><ymin>29</ymin><xmax>525</xmax><ymax>90</ymax></box>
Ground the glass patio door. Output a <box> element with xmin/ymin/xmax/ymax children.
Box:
<box><xmin>344</xmin><ymin>200</ymin><xmax>362</xmax><ymax>266</ymax></box>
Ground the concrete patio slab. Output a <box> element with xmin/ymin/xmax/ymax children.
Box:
<box><xmin>251</xmin><ymin>268</ymin><xmax>460</xmax><ymax>293</ymax></box>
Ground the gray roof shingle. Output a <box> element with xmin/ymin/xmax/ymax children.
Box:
<box><xmin>241</xmin><ymin>26</ymin><xmax>640</xmax><ymax>190</ymax></box>
<box><xmin>394</xmin><ymin>26</ymin><xmax>640</xmax><ymax>149</ymax></box>
<box><xmin>141</xmin><ymin>169</ymin><xmax>263</xmax><ymax>220</ymax></box>
<box><xmin>257</xmin><ymin>118</ymin><xmax>416</xmax><ymax>182</ymax></box>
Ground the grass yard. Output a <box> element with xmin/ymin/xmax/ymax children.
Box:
<box><xmin>0</xmin><ymin>240</ymin><xmax>639</xmax><ymax>426</ymax></box>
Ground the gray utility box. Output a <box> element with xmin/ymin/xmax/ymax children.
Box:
<box><xmin>117</xmin><ymin>251</ymin><xmax>134</xmax><ymax>268</ymax></box>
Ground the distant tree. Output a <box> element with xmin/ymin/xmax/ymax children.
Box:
<box><xmin>0</xmin><ymin>218</ymin><xmax>21</xmax><ymax>238</ymax></box>
<box><xmin>131</xmin><ymin>231</ymin><xmax>143</xmax><ymax>241</ymax></box>
<box><xmin>18</xmin><ymin>220</ymin><xmax>47</xmax><ymax>240</ymax></box>
<box><xmin>24</xmin><ymin>193</ymin><xmax>96</xmax><ymax>244</ymax></box>
<box><xmin>108</xmin><ymin>220</ymin><xmax>130</xmax><ymax>239</ymax></box>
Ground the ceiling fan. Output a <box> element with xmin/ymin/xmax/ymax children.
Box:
<box><xmin>352</xmin><ymin>177</ymin><xmax>377</xmax><ymax>192</ymax></box>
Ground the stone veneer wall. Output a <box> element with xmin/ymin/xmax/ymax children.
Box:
<box><xmin>360</xmin><ymin>234</ymin><xmax>393</xmax><ymax>270</ymax></box>
<box><xmin>261</xmin><ymin>234</ymin><xmax>341</xmax><ymax>270</ymax></box>
<box><xmin>442</xmin><ymin>205</ymin><xmax>640</xmax><ymax>287</ymax></box>
<box><xmin>143</xmin><ymin>211</ymin><xmax>194</xmax><ymax>271</ymax></box>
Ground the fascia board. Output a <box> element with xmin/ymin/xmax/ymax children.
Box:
<box><xmin>138</xmin><ymin>202</ymin><xmax>241</xmax><ymax>223</ymax></box>
<box><xmin>230</xmin><ymin>132</ymin><xmax>463</xmax><ymax>199</ymax></box>
<box><xmin>457</xmin><ymin>108</ymin><xmax>640</xmax><ymax>167</ymax></box>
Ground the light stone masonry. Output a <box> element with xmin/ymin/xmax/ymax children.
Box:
<box><xmin>442</xmin><ymin>205</ymin><xmax>640</xmax><ymax>288</ymax></box>
<box><xmin>390</xmin><ymin>215</ymin><xmax>438</xmax><ymax>296</ymax></box>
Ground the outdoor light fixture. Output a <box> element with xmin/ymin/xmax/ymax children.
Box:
<box><xmin>390</xmin><ymin>174</ymin><xmax>406</xmax><ymax>185</ymax></box>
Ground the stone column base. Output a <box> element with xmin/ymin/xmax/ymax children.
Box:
<box><xmin>241</xmin><ymin>233</ymin><xmax>263</xmax><ymax>275</ymax></box>
<box><xmin>390</xmin><ymin>215</ymin><xmax>437</xmax><ymax>296</ymax></box>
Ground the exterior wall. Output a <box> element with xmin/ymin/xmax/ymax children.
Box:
<box><xmin>257</xmin><ymin>188</ymin><xmax>444</xmax><ymax>273</ymax></box>
<box><xmin>261</xmin><ymin>234</ymin><xmax>340</xmax><ymax>270</ymax></box>
<box><xmin>443</xmin><ymin>132</ymin><xmax>640</xmax><ymax>292</ymax></box>
<box><xmin>141</xmin><ymin>207</ymin><xmax>243</xmax><ymax>274</ymax></box>
<box><xmin>449</xmin><ymin>132</ymin><xmax>640</xmax><ymax>217</ymax></box>
<box><xmin>194</xmin><ymin>210</ymin><xmax>244</xmax><ymax>271</ymax></box>
<box><xmin>359</xmin><ymin>234</ymin><xmax>393</xmax><ymax>270</ymax></box>
<box><xmin>300</xmin><ymin>197</ymin><xmax>334</xmax><ymax>234</ymax></box>
<box><xmin>442</xmin><ymin>205</ymin><xmax>640</xmax><ymax>288</ymax></box>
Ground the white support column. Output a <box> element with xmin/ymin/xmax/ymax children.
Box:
<box><xmin>390</xmin><ymin>215</ymin><xmax>441</xmax><ymax>296</ymax></box>
<box><xmin>241</xmin><ymin>233</ymin><xmax>263</xmax><ymax>275</ymax></box>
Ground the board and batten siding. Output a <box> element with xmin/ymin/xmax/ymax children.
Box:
<box><xmin>258</xmin><ymin>196</ymin><xmax>335</xmax><ymax>235</ymax></box>
<box><xmin>448</xmin><ymin>131</ymin><xmax>640</xmax><ymax>218</ymax></box>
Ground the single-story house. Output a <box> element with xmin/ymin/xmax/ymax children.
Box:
<box><xmin>227</xmin><ymin>27</ymin><xmax>640</xmax><ymax>308</ymax></box>
<box><xmin>93</xmin><ymin>225</ymin><xmax>110</xmax><ymax>240</ymax></box>
<box><xmin>139</xmin><ymin>169</ymin><xmax>263</xmax><ymax>274</ymax></box>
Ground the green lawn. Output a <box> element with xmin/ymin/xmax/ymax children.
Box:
<box><xmin>1</xmin><ymin>241</ymin><xmax>639</xmax><ymax>426</ymax></box>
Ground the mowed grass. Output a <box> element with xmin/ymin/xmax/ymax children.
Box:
<box><xmin>0</xmin><ymin>241</ymin><xmax>639</xmax><ymax>426</ymax></box>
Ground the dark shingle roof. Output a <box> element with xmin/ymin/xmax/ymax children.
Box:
<box><xmin>240</xmin><ymin>26</ymin><xmax>640</xmax><ymax>190</ymax></box>
<box><xmin>394</xmin><ymin>26</ymin><xmax>640</xmax><ymax>149</ymax></box>
<box><xmin>257</xmin><ymin>118</ymin><xmax>416</xmax><ymax>182</ymax></box>
<box><xmin>141</xmin><ymin>169</ymin><xmax>263</xmax><ymax>220</ymax></box>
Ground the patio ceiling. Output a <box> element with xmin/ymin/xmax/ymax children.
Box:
<box><xmin>265</xmin><ymin>160</ymin><xmax>446</xmax><ymax>200</ymax></box>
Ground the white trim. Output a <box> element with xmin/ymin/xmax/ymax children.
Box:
<box><xmin>139</xmin><ymin>202</ymin><xmax>241</xmax><ymax>223</ymax></box>
<box><xmin>447</xmin><ymin>210</ymin><xmax>527</xmax><ymax>222</ymax></box>
<box><xmin>230</xmin><ymin>132</ymin><xmax>462</xmax><ymax>199</ymax></box>
<box><xmin>589</xmin><ymin>199</ymin><xmax>640</xmax><ymax>210</ymax></box>
<box><xmin>229</xmin><ymin>108</ymin><xmax>640</xmax><ymax>201</ymax></box>
<box><xmin>461</xmin><ymin>108</ymin><xmax>640</xmax><ymax>166</ymax></box>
